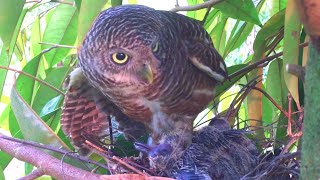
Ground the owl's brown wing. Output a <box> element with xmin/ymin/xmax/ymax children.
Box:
<box><xmin>61</xmin><ymin>68</ymin><xmax>112</xmax><ymax>155</ymax></box>
<box><xmin>61</xmin><ymin>68</ymin><xmax>147</xmax><ymax>155</ymax></box>
<box><xmin>187</xmin><ymin>39</ymin><xmax>228</xmax><ymax>83</ymax></box>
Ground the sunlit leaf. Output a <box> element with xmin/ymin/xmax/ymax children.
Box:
<box><xmin>224</xmin><ymin>0</ymin><xmax>265</xmax><ymax>57</ymax></box>
<box><xmin>15</xmin><ymin>54</ymin><xmax>42</xmax><ymax>105</ymax></box>
<box><xmin>32</xmin><ymin>67</ymin><xmax>69</xmax><ymax>114</ymax></box>
<box><xmin>42</xmin><ymin>4</ymin><xmax>78</xmax><ymax>66</ymax></box>
<box><xmin>128</xmin><ymin>0</ymin><xmax>137</xmax><ymax>4</ymax></box>
<box><xmin>0</xmin><ymin>43</ymin><xmax>9</xmax><ymax>98</ymax></box>
<box><xmin>266</xmin><ymin>59</ymin><xmax>288</xmax><ymax>109</ymax></box>
<box><xmin>215</xmin><ymin>0</ymin><xmax>261</xmax><ymax>25</ymax></box>
<box><xmin>0</xmin><ymin>165</ymin><xmax>4</xmax><ymax>180</ymax></box>
<box><xmin>204</xmin><ymin>9</ymin><xmax>220</xmax><ymax>30</ymax></box>
<box><xmin>11</xmin><ymin>86</ymin><xmax>67</xmax><ymax>147</ymax></box>
<box><xmin>0</xmin><ymin>150</ymin><xmax>12</xmax><ymax>171</ymax></box>
<box><xmin>30</xmin><ymin>16</ymin><xmax>42</xmax><ymax>58</ymax></box>
<box><xmin>0</xmin><ymin>105</ymin><xmax>10</xmax><ymax>131</ymax></box>
<box><xmin>283</xmin><ymin>1</ymin><xmax>301</xmax><ymax>105</ymax></box>
<box><xmin>0</xmin><ymin>0</ymin><xmax>25</xmax><ymax>49</ymax></box>
<box><xmin>210</xmin><ymin>15</ymin><xmax>228</xmax><ymax>54</ymax></box>
<box><xmin>254</xmin><ymin>9</ymin><xmax>285</xmax><ymax>51</ymax></box>
<box><xmin>271</xmin><ymin>0</ymin><xmax>288</xmax><ymax>16</ymax></box>
<box><xmin>111</xmin><ymin>0</ymin><xmax>122</xmax><ymax>6</ymax></box>
<box><xmin>78</xmin><ymin>0</ymin><xmax>108</xmax><ymax>45</ymax></box>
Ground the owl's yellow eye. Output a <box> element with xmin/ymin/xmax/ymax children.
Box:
<box><xmin>111</xmin><ymin>52</ymin><xmax>128</xmax><ymax>64</ymax></box>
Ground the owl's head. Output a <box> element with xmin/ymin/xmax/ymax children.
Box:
<box><xmin>78</xmin><ymin>5</ymin><xmax>165</xmax><ymax>87</ymax></box>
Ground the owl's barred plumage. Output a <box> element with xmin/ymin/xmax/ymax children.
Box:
<box><xmin>78</xmin><ymin>5</ymin><xmax>227</xmax><ymax>151</ymax></box>
<box><xmin>61</xmin><ymin>68</ymin><xmax>147</xmax><ymax>155</ymax></box>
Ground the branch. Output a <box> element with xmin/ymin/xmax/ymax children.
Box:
<box><xmin>228</xmin><ymin>42</ymin><xmax>309</xmax><ymax>80</ymax></box>
<box><xmin>18</xmin><ymin>169</ymin><xmax>45</xmax><ymax>180</ymax></box>
<box><xmin>170</xmin><ymin>0</ymin><xmax>224</xmax><ymax>12</ymax></box>
<box><xmin>0</xmin><ymin>65</ymin><xmax>64</xmax><ymax>95</ymax></box>
<box><xmin>39</xmin><ymin>42</ymin><xmax>76</xmax><ymax>49</ymax></box>
<box><xmin>0</xmin><ymin>134</ymin><xmax>172</xmax><ymax>180</ymax></box>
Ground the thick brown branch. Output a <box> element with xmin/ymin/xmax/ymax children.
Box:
<box><xmin>170</xmin><ymin>0</ymin><xmax>224</xmax><ymax>12</ymax></box>
<box><xmin>0</xmin><ymin>134</ymin><xmax>101</xmax><ymax>179</ymax></box>
<box><xmin>0</xmin><ymin>134</ymin><xmax>172</xmax><ymax>180</ymax></box>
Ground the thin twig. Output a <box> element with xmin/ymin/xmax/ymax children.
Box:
<box><xmin>39</xmin><ymin>42</ymin><xmax>76</xmax><ymax>49</ymax></box>
<box><xmin>170</xmin><ymin>0</ymin><xmax>224</xmax><ymax>12</ymax></box>
<box><xmin>228</xmin><ymin>42</ymin><xmax>309</xmax><ymax>80</ymax></box>
<box><xmin>51</xmin><ymin>0</ymin><xmax>74</xmax><ymax>5</ymax></box>
<box><xmin>0</xmin><ymin>65</ymin><xmax>64</xmax><ymax>95</ymax></box>
<box><xmin>112</xmin><ymin>156</ymin><xmax>148</xmax><ymax>176</ymax></box>
<box><xmin>18</xmin><ymin>169</ymin><xmax>45</xmax><ymax>180</ymax></box>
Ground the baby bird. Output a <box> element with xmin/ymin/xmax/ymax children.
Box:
<box><xmin>135</xmin><ymin>119</ymin><xmax>258</xmax><ymax>180</ymax></box>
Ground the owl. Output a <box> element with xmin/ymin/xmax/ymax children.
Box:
<box><xmin>75</xmin><ymin>4</ymin><xmax>227</xmax><ymax>153</ymax></box>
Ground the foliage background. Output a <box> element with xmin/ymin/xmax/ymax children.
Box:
<box><xmin>0</xmin><ymin>0</ymin><xmax>306</xmax><ymax>179</ymax></box>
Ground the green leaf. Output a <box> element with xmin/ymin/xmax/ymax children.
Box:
<box><xmin>224</xmin><ymin>0</ymin><xmax>265</xmax><ymax>57</ymax></box>
<box><xmin>25</xmin><ymin>163</ymin><xmax>34</xmax><ymax>176</ymax></box>
<box><xmin>30</xmin><ymin>16</ymin><xmax>42</xmax><ymax>57</ymax></box>
<box><xmin>266</xmin><ymin>59</ymin><xmax>288</xmax><ymax>110</ymax></box>
<box><xmin>15</xmin><ymin>54</ymin><xmax>42</xmax><ymax>105</ymax></box>
<box><xmin>32</xmin><ymin>67</ymin><xmax>69</xmax><ymax>114</ymax></box>
<box><xmin>283</xmin><ymin>1</ymin><xmax>301</xmax><ymax>105</ymax></box>
<box><xmin>0</xmin><ymin>43</ymin><xmax>9</xmax><ymax>98</ymax></box>
<box><xmin>224</xmin><ymin>22</ymin><xmax>254</xmax><ymax>57</ymax></box>
<box><xmin>210</xmin><ymin>15</ymin><xmax>228</xmax><ymax>54</ymax></box>
<box><xmin>0</xmin><ymin>150</ymin><xmax>12</xmax><ymax>171</ymax></box>
<box><xmin>77</xmin><ymin>0</ymin><xmax>108</xmax><ymax>45</ymax></box>
<box><xmin>42</xmin><ymin>4</ymin><xmax>78</xmax><ymax>66</ymax></box>
<box><xmin>253</xmin><ymin>9</ymin><xmax>285</xmax><ymax>51</ymax></box>
<box><xmin>0</xmin><ymin>105</ymin><xmax>10</xmax><ymax>131</ymax></box>
<box><xmin>271</xmin><ymin>0</ymin><xmax>287</xmax><ymax>16</ymax></box>
<box><xmin>215</xmin><ymin>0</ymin><xmax>261</xmax><ymax>25</ymax></box>
<box><xmin>0</xmin><ymin>0</ymin><xmax>25</xmax><ymax>49</ymax></box>
<box><xmin>10</xmin><ymin>86</ymin><xmax>67</xmax><ymax>147</ymax></box>
<box><xmin>204</xmin><ymin>9</ymin><xmax>220</xmax><ymax>30</ymax></box>
<box><xmin>39</xmin><ymin>95</ymin><xmax>62</xmax><ymax>117</ymax></box>
<box><xmin>75</xmin><ymin>0</ymin><xmax>82</xmax><ymax>9</ymax></box>
<box><xmin>111</xmin><ymin>0</ymin><xmax>122</xmax><ymax>7</ymax></box>
<box><xmin>0</xmin><ymin>165</ymin><xmax>4</xmax><ymax>180</ymax></box>
<box><xmin>9</xmin><ymin>105</ymin><xmax>24</xmax><ymax>138</ymax></box>
<box><xmin>7</xmin><ymin>8</ymin><xmax>28</xmax><ymax>60</ymax></box>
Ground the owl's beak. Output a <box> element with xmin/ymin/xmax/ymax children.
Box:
<box><xmin>137</xmin><ymin>63</ymin><xmax>154</xmax><ymax>84</ymax></box>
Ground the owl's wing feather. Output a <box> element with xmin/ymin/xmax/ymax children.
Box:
<box><xmin>187</xmin><ymin>39</ymin><xmax>228</xmax><ymax>82</ymax></box>
<box><xmin>61</xmin><ymin>68</ymin><xmax>147</xmax><ymax>155</ymax></box>
<box><xmin>61</xmin><ymin>68</ymin><xmax>111</xmax><ymax>155</ymax></box>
